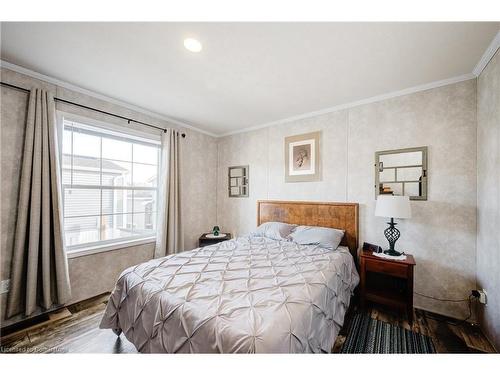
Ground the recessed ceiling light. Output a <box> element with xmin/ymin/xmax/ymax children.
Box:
<box><xmin>184</xmin><ymin>38</ymin><xmax>202</xmax><ymax>53</ymax></box>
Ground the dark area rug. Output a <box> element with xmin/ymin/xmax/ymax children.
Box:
<box><xmin>340</xmin><ymin>313</ymin><xmax>436</xmax><ymax>353</ymax></box>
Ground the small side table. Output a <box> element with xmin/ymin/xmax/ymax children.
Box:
<box><xmin>198</xmin><ymin>233</ymin><xmax>232</xmax><ymax>247</ymax></box>
<box><xmin>360</xmin><ymin>250</ymin><xmax>416</xmax><ymax>323</ymax></box>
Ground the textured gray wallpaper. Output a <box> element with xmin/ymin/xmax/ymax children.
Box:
<box><xmin>1</xmin><ymin>62</ymin><xmax>496</xmax><ymax>344</ymax></box>
<box><xmin>217</xmin><ymin>79</ymin><xmax>478</xmax><ymax>319</ymax></box>
<box><xmin>0</xmin><ymin>67</ymin><xmax>218</xmax><ymax>326</ymax></box>
<box><xmin>477</xmin><ymin>49</ymin><xmax>500</xmax><ymax>351</ymax></box>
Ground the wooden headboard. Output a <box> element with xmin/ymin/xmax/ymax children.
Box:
<box><xmin>257</xmin><ymin>200</ymin><xmax>359</xmax><ymax>259</ymax></box>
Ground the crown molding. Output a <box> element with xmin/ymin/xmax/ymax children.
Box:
<box><xmin>0</xmin><ymin>59</ymin><xmax>218</xmax><ymax>138</ymax></box>
<box><xmin>219</xmin><ymin>73</ymin><xmax>475</xmax><ymax>137</ymax></box>
<box><xmin>473</xmin><ymin>30</ymin><xmax>500</xmax><ymax>77</ymax></box>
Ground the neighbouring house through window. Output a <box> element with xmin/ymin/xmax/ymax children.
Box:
<box><xmin>59</xmin><ymin>113</ymin><xmax>160</xmax><ymax>252</ymax></box>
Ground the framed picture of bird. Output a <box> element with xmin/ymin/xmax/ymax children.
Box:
<box><xmin>284</xmin><ymin>131</ymin><xmax>321</xmax><ymax>182</ymax></box>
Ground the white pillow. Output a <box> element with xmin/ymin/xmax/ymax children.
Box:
<box><xmin>251</xmin><ymin>222</ymin><xmax>296</xmax><ymax>241</ymax></box>
<box><xmin>288</xmin><ymin>225</ymin><xmax>345</xmax><ymax>250</ymax></box>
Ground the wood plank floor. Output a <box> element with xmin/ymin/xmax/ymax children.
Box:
<box><xmin>1</xmin><ymin>294</ymin><xmax>137</xmax><ymax>353</ymax></box>
<box><xmin>1</xmin><ymin>294</ymin><xmax>496</xmax><ymax>354</ymax></box>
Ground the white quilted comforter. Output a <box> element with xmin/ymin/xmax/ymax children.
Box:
<box><xmin>100</xmin><ymin>236</ymin><xmax>359</xmax><ymax>353</ymax></box>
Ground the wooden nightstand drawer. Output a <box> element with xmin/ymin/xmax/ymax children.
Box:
<box><xmin>365</xmin><ymin>258</ymin><xmax>408</xmax><ymax>278</ymax></box>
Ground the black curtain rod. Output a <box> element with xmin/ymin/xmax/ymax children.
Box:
<box><xmin>1</xmin><ymin>81</ymin><xmax>186</xmax><ymax>138</ymax></box>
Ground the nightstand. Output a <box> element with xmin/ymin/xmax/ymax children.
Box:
<box><xmin>360</xmin><ymin>250</ymin><xmax>416</xmax><ymax>323</ymax></box>
<box><xmin>198</xmin><ymin>233</ymin><xmax>232</xmax><ymax>247</ymax></box>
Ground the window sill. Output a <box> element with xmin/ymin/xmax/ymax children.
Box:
<box><xmin>66</xmin><ymin>237</ymin><xmax>156</xmax><ymax>259</ymax></box>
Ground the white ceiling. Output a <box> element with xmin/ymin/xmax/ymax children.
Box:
<box><xmin>1</xmin><ymin>22</ymin><xmax>499</xmax><ymax>136</ymax></box>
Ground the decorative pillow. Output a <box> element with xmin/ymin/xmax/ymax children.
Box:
<box><xmin>288</xmin><ymin>225</ymin><xmax>345</xmax><ymax>250</ymax></box>
<box><xmin>251</xmin><ymin>222</ymin><xmax>297</xmax><ymax>241</ymax></box>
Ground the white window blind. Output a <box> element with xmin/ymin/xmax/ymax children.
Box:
<box><xmin>60</xmin><ymin>116</ymin><xmax>160</xmax><ymax>251</ymax></box>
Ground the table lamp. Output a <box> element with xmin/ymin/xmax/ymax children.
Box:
<box><xmin>375</xmin><ymin>195</ymin><xmax>412</xmax><ymax>256</ymax></box>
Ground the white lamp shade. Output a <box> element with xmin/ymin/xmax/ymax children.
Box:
<box><xmin>375</xmin><ymin>195</ymin><xmax>412</xmax><ymax>219</ymax></box>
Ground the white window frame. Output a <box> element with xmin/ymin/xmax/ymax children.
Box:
<box><xmin>56</xmin><ymin>111</ymin><xmax>161</xmax><ymax>257</ymax></box>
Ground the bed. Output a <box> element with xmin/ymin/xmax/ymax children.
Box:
<box><xmin>100</xmin><ymin>200</ymin><xmax>360</xmax><ymax>353</ymax></box>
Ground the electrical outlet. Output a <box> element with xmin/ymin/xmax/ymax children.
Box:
<box><xmin>0</xmin><ymin>279</ymin><xmax>10</xmax><ymax>294</ymax></box>
<box><xmin>479</xmin><ymin>289</ymin><xmax>487</xmax><ymax>304</ymax></box>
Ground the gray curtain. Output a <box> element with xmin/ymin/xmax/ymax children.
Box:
<box><xmin>6</xmin><ymin>88</ymin><xmax>71</xmax><ymax>319</ymax></box>
<box><xmin>155</xmin><ymin>129</ymin><xmax>183</xmax><ymax>258</ymax></box>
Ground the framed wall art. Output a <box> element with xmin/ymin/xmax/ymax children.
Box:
<box><xmin>284</xmin><ymin>131</ymin><xmax>321</xmax><ymax>182</ymax></box>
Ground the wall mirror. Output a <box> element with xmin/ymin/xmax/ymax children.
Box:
<box><xmin>375</xmin><ymin>146</ymin><xmax>428</xmax><ymax>201</ymax></box>
<box><xmin>228</xmin><ymin>165</ymin><xmax>249</xmax><ymax>197</ymax></box>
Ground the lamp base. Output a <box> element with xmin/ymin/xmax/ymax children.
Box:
<box><xmin>383</xmin><ymin>218</ymin><xmax>402</xmax><ymax>257</ymax></box>
<box><xmin>383</xmin><ymin>249</ymin><xmax>402</xmax><ymax>257</ymax></box>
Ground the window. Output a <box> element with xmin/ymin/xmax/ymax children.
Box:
<box><xmin>60</xmin><ymin>115</ymin><xmax>160</xmax><ymax>251</ymax></box>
